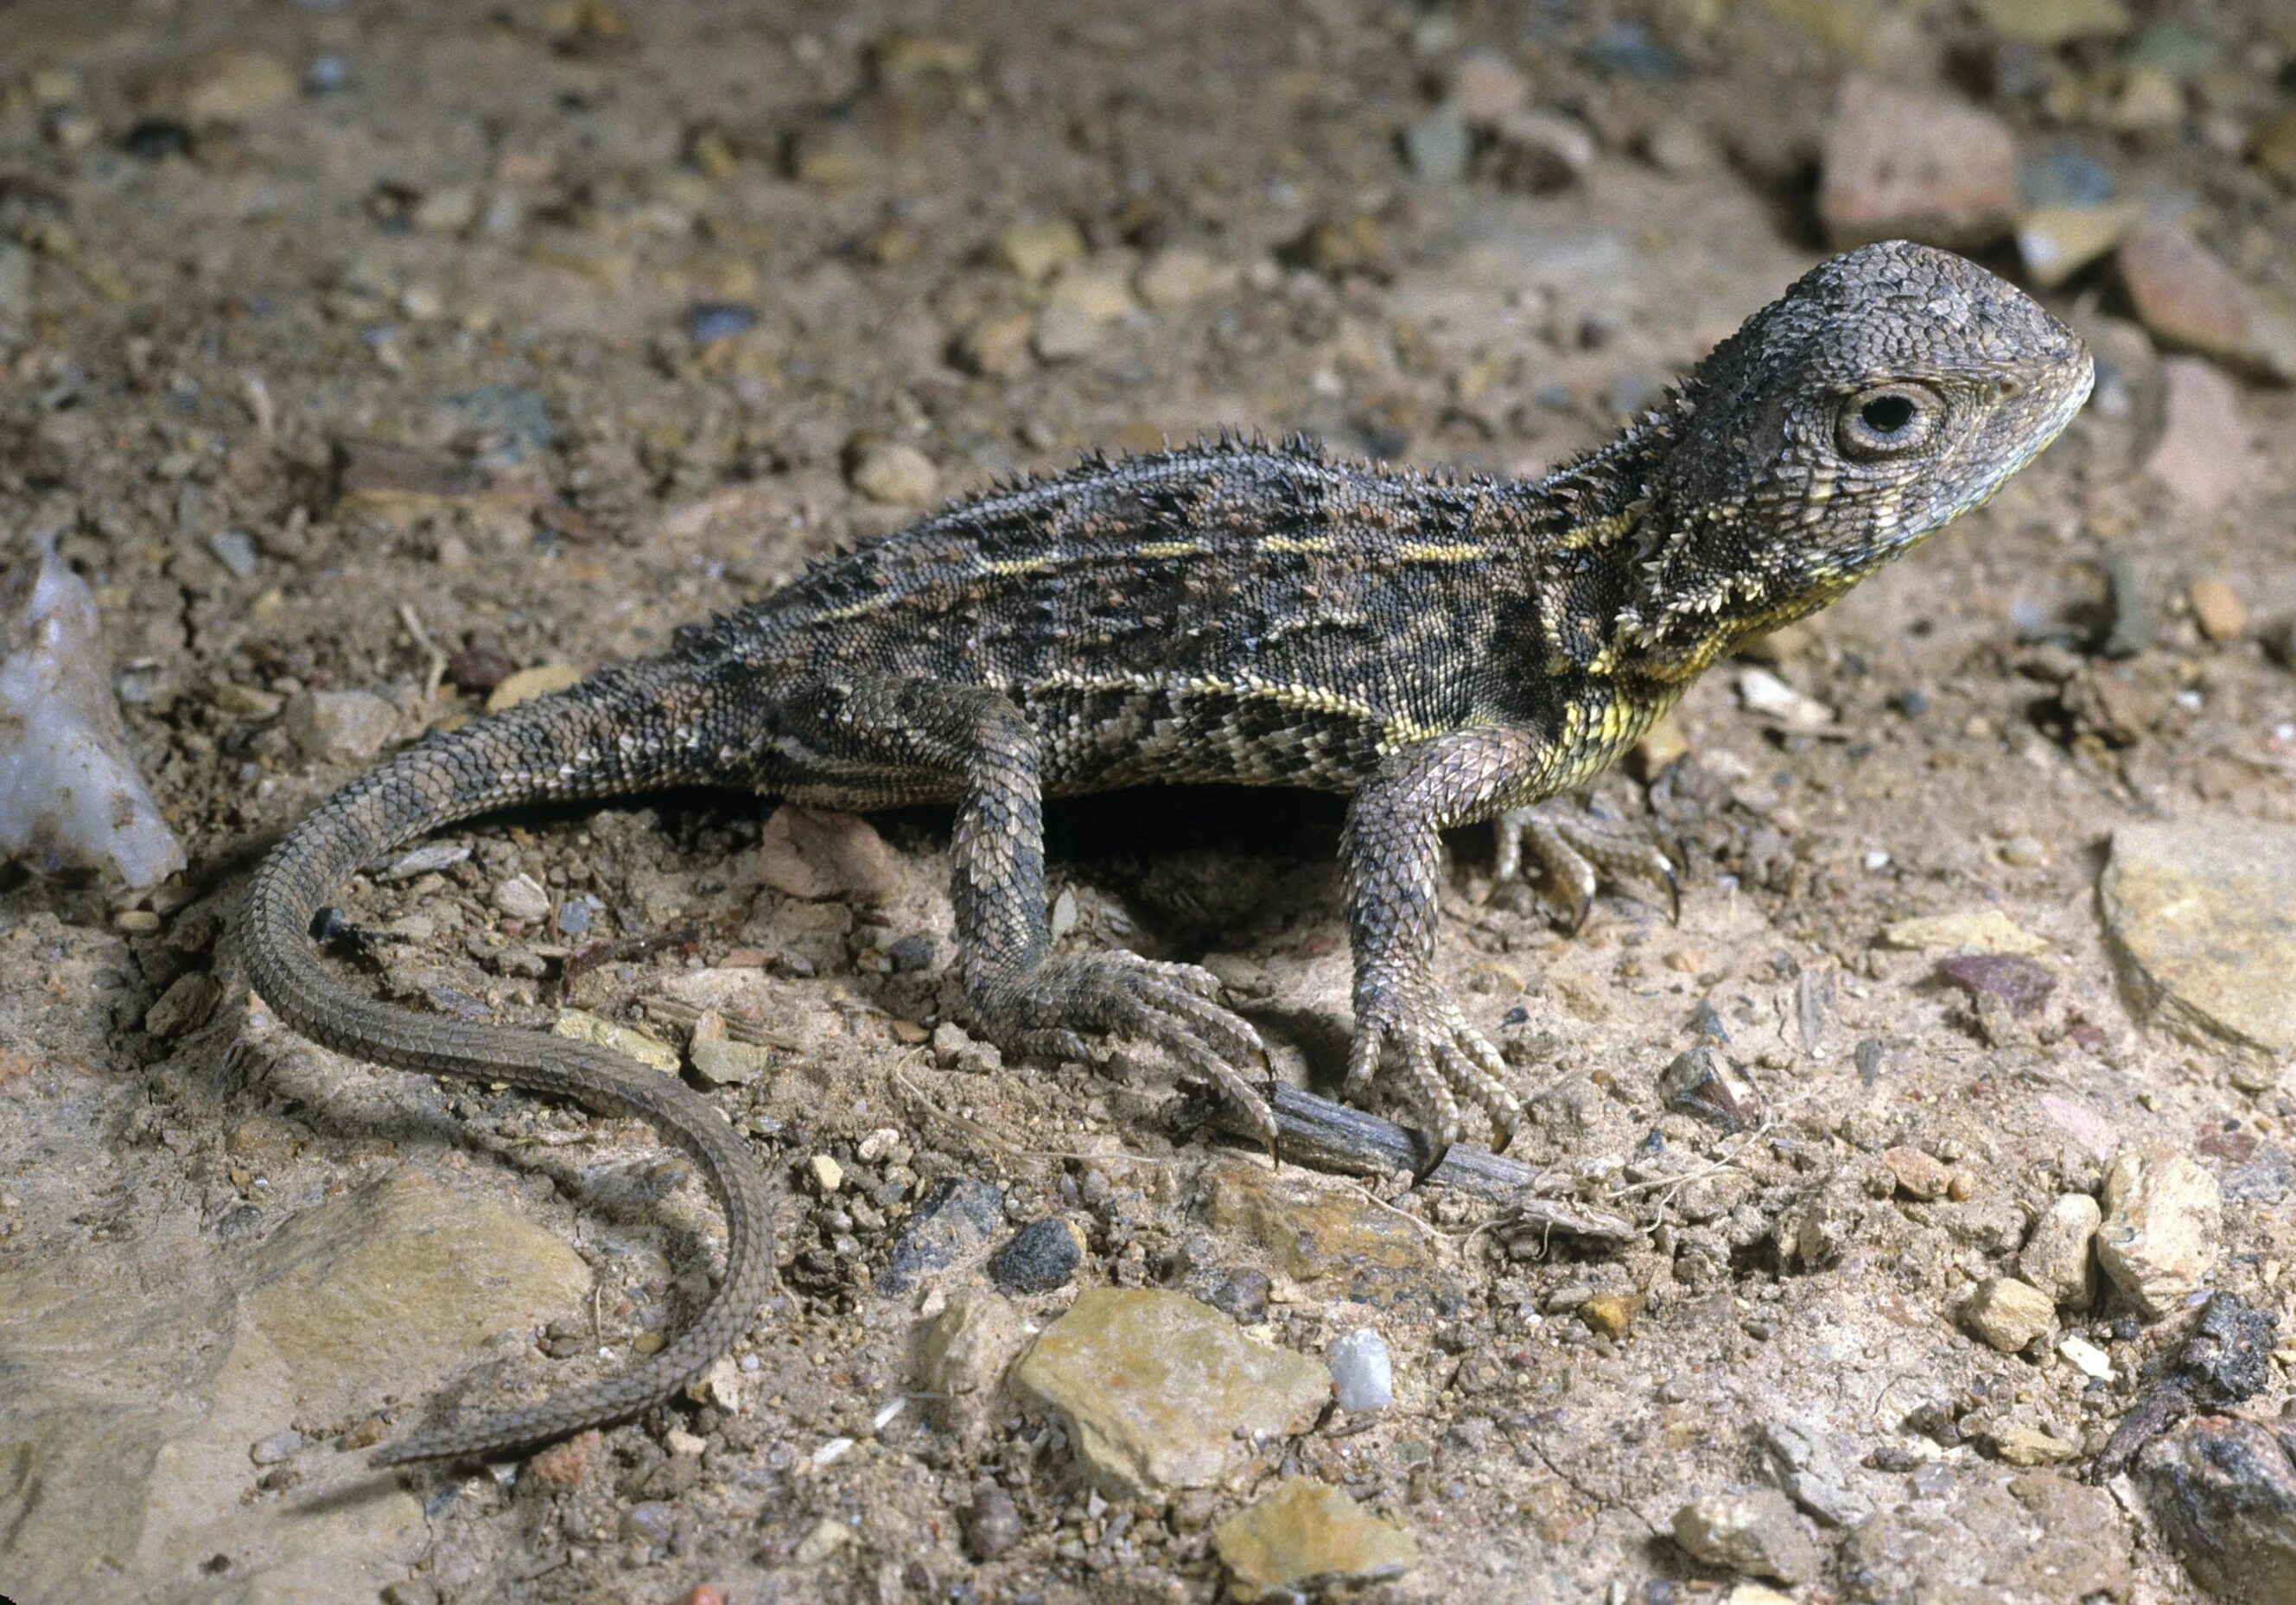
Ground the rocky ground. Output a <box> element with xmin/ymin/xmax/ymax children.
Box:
<box><xmin>2</xmin><ymin>1</ymin><xmax>2294</xmax><ymax>1602</ymax></box>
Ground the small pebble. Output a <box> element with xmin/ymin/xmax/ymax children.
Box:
<box><xmin>997</xmin><ymin>219</ymin><xmax>1084</xmax><ymax>284</ymax></box>
<box><xmin>2145</xmin><ymin>359</ymin><xmax>2265</xmax><ymax>512</ymax></box>
<box><xmin>283</xmin><ymin>688</ymin><xmax>398</xmax><ymax>762</ymax></box>
<box><xmin>207</xmin><ymin>529</ymin><xmax>259</xmax><ymax>579</ymax></box>
<box><xmin>1207</xmin><ymin>1268</ymin><xmax>1270</xmax><ymax>1324</ymax></box>
<box><xmin>1580</xmin><ymin>1294</ymin><xmax>1635</xmax><ymax>1339</ymax></box>
<box><xmin>2188</xmin><ymin>577</ymin><xmax>2250</xmax><ymax>642</ymax></box>
<box><xmin>2057</xmin><ymin>1334</ymin><xmax>2114</xmax><ymax>1380</ymax></box>
<box><xmin>987</xmin><ymin>1216</ymin><xmax>1084</xmax><ymax>1295</ymax></box>
<box><xmin>1962</xmin><ymin>1275</ymin><xmax>2056</xmax><ymax>1352</ymax></box>
<box><xmin>1031</xmin><ymin>303</ymin><xmax>1102</xmax><ymax>362</ymax></box>
<box><xmin>1671</xmin><ymin>1488</ymin><xmax>1822</xmax><ymax>1585</ymax></box>
<box><xmin>808</xmin><ymin>1155</ymin><xmax>844</xmax><ymax>1195</ymax></box>
<box><xmin>1326</xmin><ymin>1328</ymin><xmax>1394</xmax><ymax>1413</ymax></box>
<box><xmin>444</xmin><ymin>645</ymin><xmax>514</xmax><ymax>692</ymax></box>
<box><xmin>1816</xmin><ymin>78</ymin><xmax>2018</xmax><ymax>249</ymax></box>
<box><xmin>1935</xmin><ymin>953</ymin><xmax>2056</xmax><ymax>1016</ymax></box>
<box><xmin>685</xmin><ymin>302</ymin><xmax>757</xmax><ymax>344</ymax></box>
<box><xmin>1449</xmin><ymin>50</ymin><xmax>1529</xmax><ymax>125</ymax></box>
<box><xmin>123</xmin><ymin>117</ymin><xmax>195</xmax><ymax>160</ymax></box>
<box><xmin>845</xmin><ymin>437</ymin><xmax>939</xmax><ymax>507</ymax></box>
<box><xmin>1402</xmin><ymin>105</ymin><xmax>1470</xmax><ymax>184</ymax></box>
<box><xmin>963</xmin><ymin>1485</ymin><xmax>1022</xmax><ymax>1560</ymax></box>
<box><xmin>492</xmin><ymin>873</ymin><xmax>550</xmax><ymax>923</ymax></box>
<box><xmin>249</xmin><ymin>1428</ymin><xmax>302</xmax><ymax>1466</ymax></box>
<box><xmin>2096</xmin><ymin>1149</ymin><xmax>2221</xmax><ymax>1320</ymax></box>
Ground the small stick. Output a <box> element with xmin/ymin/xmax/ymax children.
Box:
<box><xmin>1194</xmin><ymin>1080</ymin><xmax>1637</xmax><ymax>1245</ymax></box>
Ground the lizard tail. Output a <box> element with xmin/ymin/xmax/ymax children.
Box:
<box><xmin>243</xmin><ymin>665</ymin><xmax>776</xmax><ymax>1466</ymax></box>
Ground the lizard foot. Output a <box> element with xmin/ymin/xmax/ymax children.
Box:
<box><xmin>1493</xmin><ymin>801</ymin><xmax>1678</xmax><ymax>932</ymax></box>
<box><xmin>1347</xmin><ymin>968</ymin><xmax>1521</xmax><ymax>1171</ymax></box>
<box><xmin>981</xmin><ymin>951</ymin><xmax>1277</xmax><ymax>1150</ymax></box>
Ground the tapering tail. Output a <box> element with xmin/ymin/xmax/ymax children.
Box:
<box><xmin>243</xmin><ymin>666</ymin><xmax>776</xmax><ymax>1465</ymax></box>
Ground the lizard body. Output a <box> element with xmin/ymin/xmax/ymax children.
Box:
<box><xmin>244</xmin><ymin>240</ymin><xmax>2092</xmax><ymax>1464</ymax></box>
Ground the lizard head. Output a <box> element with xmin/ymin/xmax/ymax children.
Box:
<box><xmin>1616</xmin><ymin>239</ymin><xmax>2093</xmax><ymax>673</ymax></box>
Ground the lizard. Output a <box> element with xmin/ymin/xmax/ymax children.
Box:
<box><xmin>242</xmin><ymin>239</ymin><xmax>2093</xmax><ymax>1466</ymax></box>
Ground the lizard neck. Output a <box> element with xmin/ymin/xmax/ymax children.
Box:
<box><xmin>1504</xmin><ymin>377</ymin><xmax>1844</xmax><ymax>685</ymax></box>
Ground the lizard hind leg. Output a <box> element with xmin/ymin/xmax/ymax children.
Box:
<box><xmin>1493</xmin><ymin>799</ymin><xmax>1679</xmax><ymax>931</ymax></box>
<box><xmin>770</xmin><ymin>676</ymin><xmax>1277</xmax><ymax>1148</ymax></box>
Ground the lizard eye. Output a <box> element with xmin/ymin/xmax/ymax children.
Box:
<box><xmin>1837</xmin><ymin>383</ymin><xmax>1941</xmax><ymax>458</ymax></box>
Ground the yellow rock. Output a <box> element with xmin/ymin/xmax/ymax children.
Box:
<box><xmin>552</xmin><ymin>1008</ymin><xmax>681</xmax><ymax>1073</ymax></box>
<box><xmin>1011</xmin><ymin>1289</ymin><xmax>1328</xmax><ymax>1498</ymax></box>
<box><xmin>1214</xmin><ymin>1477</ymin><xmax>1417</xmax><ymax>1602</ymax></box>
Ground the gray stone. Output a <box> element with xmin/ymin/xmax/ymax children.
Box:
<box><xmin>2102</xmin><ymin>819</ymin><xmax>2296</xmax><ymax>1074</ymax></box>
<box><xmin>1402</xmin><ymin>105</ymin><xmax>1469</xmax><ymax>183</ymax></box>
<box><xmin>0</xmin><ymin>242</ymin><xmax>32</xmax><ymax>327</ymax></box>
<box><xmin>249</xmin><ymin>1426</ymin><xmax>302</xmax><ymax>1464</ymax></box>
<box><xmin>1763</xmin><ymin>1417</ymin><xmax>1873</xmax><ymax>1527</ymax></box>
<box><xmin>1842</xmin><ymin>1469</ymin><xmax>2132</xmax><ymax>1602</ymax></box>
<box><xmin>283</xmin><ymin>687</ymin><xmax>398</xmax><ymax>763</ymax></box>
<box><xmin>1010</xmin><ymin>1289</ymin><xmax>1329</xmax><ymax>1497</ymax></box>
<box><xmin>207</xmin><ymin>527</ymin><xmax>260</xmax><ymax>579</ymax></box>
<box><xmin>2138</xmin><ymin>1417</ymin><xmax>2296</xmax><ymax>1605</ymax></box>
<box><xmin>877</xmin><ymin>1177</ymin><xmax>1003</xmax><ymax>1292</ymax></box>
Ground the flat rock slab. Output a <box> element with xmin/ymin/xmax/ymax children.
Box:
<box><xmin>2100</xmin><ymin>819</ymin><xmax>2296</xmax><ymax>1067</ymax></box>
<box><xmin>247</xmin><ymin>1168</ymin><xmax>593</xmax><ymax>1422</ymax></box>
<box><xmin>1214</xmin><ymin>1476</ymin><xmax>1418</xmax><ymax>1601</ymax></box>
<box><xmin>0</xmin><ymin>1169</ymin><xmax>588</xmax><ymax>1601</ymax></box>
<box><xmin>1010</xmin><ymin>1289</ymin><xmax>1329</xmax><ymax>1498</ymax></box>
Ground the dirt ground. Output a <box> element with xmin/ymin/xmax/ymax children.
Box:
<box><xmin>3</xmin><ymin>1</ymin><xmax>2294</xmax><ymax>1602</ymax></box>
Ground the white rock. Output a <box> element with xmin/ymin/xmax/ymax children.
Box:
<box><xmin>1738</xmin><ymin>667</ymin><xmax>1834</xmax><ymax>730</ymax></box>
<box><xmin>1326</xmin><ymin>1328</ymin><xmax>1394</xmax><ymax>1413</ymax></box>
<box><xmin>2057</xmin><ymin>1334</ymin><xmax>2114</xmax><ymax>1380</ymax></box>
<box><xmin>492</xmin><ymin>873</ymin><xmax>550</xmax><ymax>922</ymax></box>
<box><xmin>0</xmin><ymin>534</ymin><xmax>185</xmax><ymax>888</ymax></box>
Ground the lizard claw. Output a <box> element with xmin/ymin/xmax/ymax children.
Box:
<box><xmin>1346</xmin><ymin>967</ymin><xmax>1520</xmax><ymax>1163</ymax></box>
<box><xmin>1494</xmin><ymin>801</ymin><xmax>1680</xmax><ymax>933</ymax></box>
<box><xmin>983</xmin><ymin>951</ymin><xmax>1277</xmax><ymax>1152</ymax></box>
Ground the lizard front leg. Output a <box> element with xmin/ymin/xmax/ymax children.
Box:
<box><xmin>1343</xmin><ymin>725</ymin><xmax>1557</xmax><ymax>1159</ymax></box>
<box><xmin>770</xmin><ymin>677</ymin><xmax>1274</xmax><ymax>1143</ymax></box>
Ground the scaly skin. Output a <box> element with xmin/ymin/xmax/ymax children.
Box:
<box><xmin>243</xmin><ymin>241</ymin><xmax>2093</xmax><ymax>1464</ymax></box>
